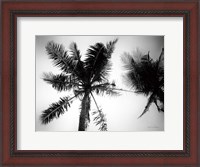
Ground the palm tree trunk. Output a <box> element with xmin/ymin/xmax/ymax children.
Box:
<box><xmin>78</xmin><ymin>92</ymin><xmax>90</xmax><ymax>131</ymax></box>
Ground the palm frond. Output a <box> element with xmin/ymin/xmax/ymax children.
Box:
<box><xmin>46</xmin><ymin>41</ymin><xmax>87</xmax><ymax>83</ymax></box>
<box><xmin>122</xmin><ymin>51</ymin><xmax>163</xmax><ymax>96</ymax></box>
<box><xmin>90</xmin><ymin>92</ymin><xmax>107</xmax><ymax>131</ymax></box>
<box><xmin>68</xmin><ymin>42</ymin><xmax>87</xmax><ymax>82</ymax></box>
<box><xmin>123</xmin><ymin>65</ymin><xmax>146</xmax><ymax>94</ymax></box>
<box><xmin>121</xmin><ymin>52</ymin><xmax>135</xmax><ymax>71</ymax></box>
<box><xmin>121</xmin><ymin>52</ymin><xmax>144</xmax><ymax>93</ymax></box>
<box><xmin>45</xmin><ymin>41</ymin><xmax>69</xmax><ymax>72</ymax></box>
<box><xmin>92</xmin><ymin>82</ymin><xmax>120</xmax><ymax>96</ymax></box>
<box><xmin>106</xmin><ymin>38</ymin><xmax>118</xmax><ymax>57</ymax></box>
<box><xmin>72</xmin><ymin>59</ymin><xmax>86</xmax><ymax>83</ymax></box>
<box><xmin>43</xmin><ymin>72</ymin><xmax>80</xmax><ymax>91</ymax></box>
<box><xmin>92</xmin><ymin>109</ymin><xmax>107</xmax><ymax>131</ymax></box>
<box><xmin>141</xmin><ymin>51</ymin><xmax>152</xmax><ymax>62</ymax></box>
<box><xmin>154</xmin><ymin>99</ymin><xmax>164</xmax><ymax>112</ymax></box>
<box><xmin>91</xmin><ymin>61</ymin><xmax>112</xmax><ymax>83</ymax></box>
<box><xmin>138</xmin><ymin>93</ymin><xmax>155</xmax><ymax>118</ymax></box>
<box><xmin>157</xmin><ymin>48</ymin><xmax>164</xmax><ymax>86</ymax></box>
<box><xmin>69</xmin><ymin>42</ymin><xmax>81</xmax><ymax>61</ymax></box>
<box><xmin>157</xmin><ymin>88</ymin><xmax>164</xmax><ymax>104</ymax></box>
<box><xmin>158</xmin><ymin>48</ymin><xmax>164</xmax><ymax>66</ymax></box>
<box><xmin>111</xmin><ymin>87</ymin><xmax>135</xmax><ymax>93</ymax></box>
<box><xmin>41</xmin><ymin>97</ymin><xmax>73</xmax><ymax>124</ymax></box>
<box><xmin>46</xmin><ymin>41</ymin><xmax>65</xmax><ymax>59</ymax></box>
<box><xmin>85</xmin><ymin>39</ymin><xmax>118</xmax><ymax>83</ymax></box>
<box><xmin>85</xmin><ymin>42</ymin><xmax>107</xmax><ymax>77</ymax></box>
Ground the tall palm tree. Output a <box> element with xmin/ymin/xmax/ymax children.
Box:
<box><xmin>40</xmin><ymin>39</ymin><xmax>118</xmax><ymax>131</ymax></box>
<box><xmin>121</xmin><ymin>48</ymin><xmax>164</xmax><ymax>118</ymax></box>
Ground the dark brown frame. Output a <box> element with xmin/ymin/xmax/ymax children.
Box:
<box><xmin>1</xmin><ymin>1</ymin><xmax>199</xmax><ymax>166</ymax></box>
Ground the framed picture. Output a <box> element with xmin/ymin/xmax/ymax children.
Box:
<box><xmin>1</xmin><ymin>1</ymin><xmax>199</xmax><ymax>166</ymax></box>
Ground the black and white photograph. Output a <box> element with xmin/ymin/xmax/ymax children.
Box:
<box><xmin>36</xmin><ymin>35</ymin><xmax>164</xmax><ymax>132</ymax></box>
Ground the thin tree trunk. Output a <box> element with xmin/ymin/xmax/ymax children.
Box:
<box><xmin>78</xmin><ymin>92</ymin><xmax>90</xmax><ymax>131</ymax></box>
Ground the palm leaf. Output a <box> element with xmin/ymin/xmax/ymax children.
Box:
<box><xmin>85</xmin><ymin>43</ymin><xmax>107</xmax><ymax>79</ymax></box>
<box><xmin>43</xmin><ymin>72</ymin><xmax>80</xmax><ymax>91</ymax></box>
<box><xmin>41</xmin><ymin>97</ymin><xmax>72</xmax><ymax>124</ymax></box>
<box><xmin>68</xmin><ymin>42</ymin><xmax>87</xmax><ymax>82</ymax></box>
<box><xmin>106</xmin><ymin>39</ymin><xmax>118</xmax><ymax>57</ymax></box>
<box><xmin>122</xmin><ymin>49</ymin><xmax>164</xmax><ymax>116</ymax></box>
<box><xmin>123</xmin><ymin>63</ymin><xmax>146</xmax><ymax>94</ymax></box>
<box><xmin>90</xmin><ymin>92</ymin><xmax>107</xmax><ymax>131</ymax></box>
<box><xmin>157</xmin><ymin>88</ymin><xmax>164</xmax><ymax>104</ymax></box>
<box><xmin>92</xmin><ymin>82</ymin><xmax>119</xmax><ymax>96</ymax></box>
<box><xmin>85</xmin><ymin>39</ymin><xmax>118</xmax><ymax>83</ymax></box>
<box><xmin>138</xmin><ymin>93</ymin><xmax>155</xmax><ymax>118</ymax></box>
<box><xmin>122</xmin><ymin>51</ymin><xmax>162</xmax><ymax>96</ymax></box>
<box><xmin>157</xmin><ymin>48</ymin><xmax>164</xmax><ymax>86</ymax></box>
<box><xmin>46</xmin><ymin>41</ymin><xmax>87</xmax><ymax>83</ymax></box>
<box><xmin>46</xmin><ymin>41</ymin><xmax>68</xmax><ymax>72</ymax></box>
<box><xmin>45</xmin><ymin>42</ymin><xmax>78</xmax><ymax>74</ymax></box>
<box><xmin>121</xmin><ymin>53</ymin><xmax>144</xmax><ymax>92</ymax></box>
<box><xmin>158</xmin><ymin>48</ymin><xmax>164</xmax><ymax>68</ymax></box>
<box><xmin>69</xmin><ymin>42</ymin><xmax>81</xmax><ymax>61</ymax></box>
<box><xmin>91</xmin><ymin>61</ymin><xmax>112</xmax><ymax>83</ymax></box>
<box><xmin>92</xmin><ymin>109</ymin><xmax>107</xmax><ymax>131</ymax></box>
<box><xmin>121</xmin><ymin>52</ymin><xmax>135</xmax><ymax>71</ymax></box>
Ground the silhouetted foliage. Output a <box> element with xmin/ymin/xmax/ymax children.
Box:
<box><xmin>41</xmin><ymin>39</ymin><xmax>118</xmax><ymax>131</ymax></box>
<box><xmin>122</xmin><ymin>48</ymin><xmax>164</xmax><ymax>118</ymax></box>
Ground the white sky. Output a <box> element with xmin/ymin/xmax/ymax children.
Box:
<box><xmin>36</xmin><ymin>35</ymin><xmax>164</xmax><ymax>131</ymax></box>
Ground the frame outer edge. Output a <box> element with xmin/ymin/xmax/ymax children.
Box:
<box><xmin>1</xmin><ymin>1</ymin><xmax>199</xmax><ymax>166</ymax></box>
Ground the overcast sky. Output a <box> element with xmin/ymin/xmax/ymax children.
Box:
<box><xmin>36</xmin><ymin>35</ymin><xmax>164</xmax><ymax>131</ymax></box>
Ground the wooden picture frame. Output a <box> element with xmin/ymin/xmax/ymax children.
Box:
<box><xmin>1</xmin><ymin>1</ymin><xmax>199</xmax><ymax>166</ymax></box>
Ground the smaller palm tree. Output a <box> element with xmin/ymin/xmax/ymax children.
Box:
<box><xmin>121</xmin><ymin>48</ymin><xmax>164</xmax><ymax>118</ymax></box>
<box><xmin>40</xmin><ymin>39</ymin><xmax>118</xmax><ymax>131</ymax></box>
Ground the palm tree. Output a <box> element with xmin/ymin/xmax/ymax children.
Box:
<box><xmin>121</xmin><ymin>48</ymin><xmax>164</xmax><ymax>118</ymax></box>
<box><xmin>40</xmin><ymin>39</ymin><xmax>118</xmax><ymax>131</ymax></box>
